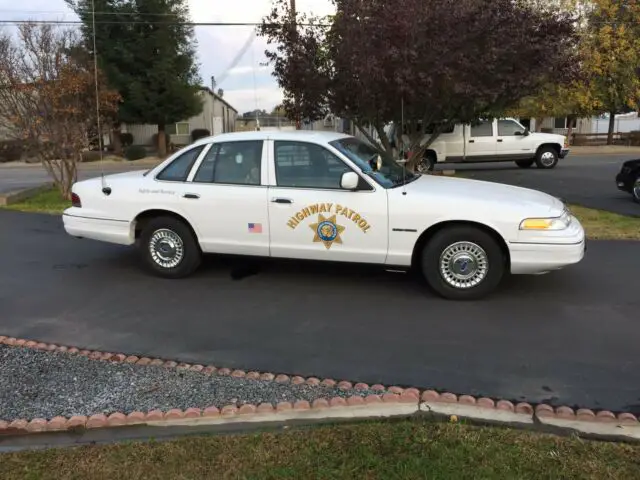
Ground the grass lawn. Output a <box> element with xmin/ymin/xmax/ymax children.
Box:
<box><xmin>4</xmin><ymin>187</ymin><xmax>640</xmax><ymax>240</ymax></box>
<box><xmin>568</xmin><ymin>204</ymin><xmax>640</xmax><ymax>240</ymax></box>
<box><xmin>3</xmin><ymin>187</ymin><xmax>70</xmax><ymax>214</ymax></box>
<box><xmin>2</xmin><ymin>418</ymin><xmax>640</xmax><ymax>479</ymax></box>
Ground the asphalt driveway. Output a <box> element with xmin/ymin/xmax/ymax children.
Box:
<box><xmin>447</xmin><ymin>154</ymin><xmax>640</xmax><ymax>217</ymax></box>
<box><xmin>1</xmin><ymin>210</ymin><xmax>639</xmax><ymax>413</ymax></box>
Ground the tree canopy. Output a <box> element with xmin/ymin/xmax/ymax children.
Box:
<box><xmin>67</xmin><ymin>0</ymin><xmax>203</xmax><ymax>156</ymax></box>
<box><xmin>0</xmin><ymin>24</ymin><xmax>120</xmax><ymax>198</ymax></box>
<box><xmin>506</xmin><ymin>0</ymin><xmax>640</xmax><ymax>144</ymax></box>
<box><xmin>261</xmin><ymin>0</ymin><xmax>579</xmax><ymax>165</ymax></box>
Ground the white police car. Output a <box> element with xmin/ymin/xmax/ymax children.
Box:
<box><xmin>63</xmin><ymin>131</ymin><xmax>586</xmax><ymax>300</ymax></box>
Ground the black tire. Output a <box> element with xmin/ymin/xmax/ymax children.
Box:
<box><xmin>139</xmin><ymin>216</ymin><xmax>201</xmax><ymax>278</ymax></box>
<box><xmin>516</xmin><ymin>159</ymin><xmax>534</xmax><ymax>168</ymax></box>
<box><xmin>535</xmin><ymin>146</ymin><xmax>559</xmax><ymax>169</ymax></box>
<box><xmin>633</xmin><ymin>177</ymin><xmax>640</xmax><ymax>203</ymax></box>
<box><xmin>417</xmin><ymin>151</ymin><xmax>436</xmax><ymax>173</ymax></box>
<box><xmin>421</xmin><ymin>226</ymin><xmax>506</xmax><ymax>300</ymax></box>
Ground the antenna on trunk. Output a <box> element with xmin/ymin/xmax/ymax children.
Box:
<box><xmin>91</xmin><ymin>0</ymin><xmax>110</xmax><ymax>195</ymax></box>
<box><xmin>401</xmin><ymin>96</ymin><xmax>407</xmax><ymax>196</ymax></box>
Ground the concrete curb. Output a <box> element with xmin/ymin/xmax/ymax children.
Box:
<box><xmin>0</xmin><ymin>335</ymin><xmax>638</xmax><ymax>441</ymax></box>
<box><xmin>0</xmin><ymin>183</ymin><xmax>54</xmax><ymax>206</ymax></box>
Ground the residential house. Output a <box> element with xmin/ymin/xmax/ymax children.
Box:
<box><xmin>122</xmin><ymin>87</ymin><xmax>238</xmax><ymax>148</ymax></box>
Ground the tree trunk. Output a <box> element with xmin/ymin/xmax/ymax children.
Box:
<box><xmin>533</xmin><ymin>117</ymin><xmax>542</xmax><ymax>132</ymax></box>
<box><xmin>157</xmin><ymin>124</ymin><xmax>167</xmax><ymax>157</ymax></box>
<box><xmin>566</xmin><ymin>117</ymin><xmax>575</xmax><ymax>146</ymax></box>
<box><xmin>111</xmin><ymin>123</ymin><xmax>122</xmax><ymax>156</ymax></box>
<box><xmin>607</xmin><ymin>111</ymin><xmax>616</xmax><ymax>145</ymax></box>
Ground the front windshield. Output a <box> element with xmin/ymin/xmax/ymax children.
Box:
<box><xmin>329</xmin><ymin>137</ymin><xmax>418</xmax><ymax>188</ymax></box>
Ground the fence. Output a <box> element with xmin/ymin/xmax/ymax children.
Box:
<box><xmin>571</xmin><ymin>132</ymin><xmax>640</xmax><ymax>146</ymax></box>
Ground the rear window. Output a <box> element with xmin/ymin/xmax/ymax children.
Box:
<box><xmin>156</xmin><ymin>146</ymin><xmax>205</xmax><ymax>182</ymax></box>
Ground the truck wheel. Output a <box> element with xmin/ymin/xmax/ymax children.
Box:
<box><xmin>139</xmin><ymin>216</ymin><xmax>202</xmax><ymax>278</ymax></box>
<box><xmin>417</xmin><ymin>152</ymin><xmax>436</xmax><ymax>173</ymax></box>
<box><xmin>633</xmin><ymin>177</ymin><xmax>640</xmax><ymax>203</ymax></box>
<box><xmin>535</xmin><ymin>147</ymin><xmax>559</xmax><ymax>169</ymax></box>
<box><xmin>516</xmin><ymin>159</ymin><xmax>534</xmax><ymax>168</ymax></box>
<box><xmin>420</xmin><ymin>226</ymin><xmax>505</xmax><ymax>300</ymax></box>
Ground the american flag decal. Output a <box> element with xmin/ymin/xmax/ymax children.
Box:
<box><xmin>248</xmin><ymin>223</ymin><xmax>263</xmax><ymax>234</ymax></box>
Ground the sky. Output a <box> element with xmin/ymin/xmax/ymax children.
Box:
<box><xmin>0</xmin><ymin>0</ymin><xmax>336</xmax><ymax>114</ymax></box>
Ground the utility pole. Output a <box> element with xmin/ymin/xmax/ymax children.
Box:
<box><xmin>291</xmin><ymin>0</ymin><xmax>301</xmax><ymax>129</ymax></box>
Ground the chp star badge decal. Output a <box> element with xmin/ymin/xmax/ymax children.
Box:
<box><xmin>309</xmin><ymin>214</ymin><xmax>345</xmax><ymax>249</ymax></box>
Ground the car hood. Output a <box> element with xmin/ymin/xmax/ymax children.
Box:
<box><xmin>402</xmin><ymin>174</ymin><xmax>565</xmax><ymax>216</ymax></box>
<box><xmin>529</xmin><ymin>132</ymin><xmax>565</xmax><ymax>143</ymax></box>
<box><xmin>622</xmin><ymin>158</ymin><xmax>640</xmax><ymax>169</ymax></box>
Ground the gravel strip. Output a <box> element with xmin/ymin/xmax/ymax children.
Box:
<box><xmin>0</xmin><ymin>345</ymin><xmax>384</xmax><ymax>421</ymax></box>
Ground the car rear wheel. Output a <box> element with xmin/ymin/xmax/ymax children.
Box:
<box><xmin>417</xmin><ymin>151</ymin><xmax>436</xmax><ymax>173</ymax></box>
<box><xmin>421</xmin><ymin>226</ymin><xmax>505</xmax><ymax>300</ymax></box>
<box><xmin>633</xmin><ymin>177</ymin><xmax>640</xmax><ymax>203</ymax></box>
<box><xmin>535</xmin><ymin>147</ymin><xmax>559</xmax><ymax>169</ymax></box>
<box><xmin>139</xmin><ymin>216</ymin><xmax>201</xmax><ymax>278</ymax></box>
<box><xmin>516</xmin><ymin>159</ymin><xmax>534</xmax><ymax>168</ymax></box>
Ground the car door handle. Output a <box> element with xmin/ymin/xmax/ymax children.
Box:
<box><xmin>497</xmin><ymin>139</ymin><xmax>503</xmax><ymax>142</ymax></box>
<box><xmin>271</xmin><ymin>197</ymin><xmax>293</xmax><ymax>204</ymax></box>
<box><xmin>468</xmin><ymin>140</ymin><xmax>475</xmax><ymax>143</ymax></box>
<box><xmin>183</xmin><ymin>193</ymin><xmax>200</xmax><ymax>199</ymax></box>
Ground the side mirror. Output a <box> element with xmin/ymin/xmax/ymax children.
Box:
<box><xmin>340</xmin><ymin>171</ymin><xmax>359</xmax><ymax>190</ymax></box>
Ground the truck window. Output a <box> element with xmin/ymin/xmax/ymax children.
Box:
<box><xmin>470</xmin><ymin>121</ymin><xmax>493</xmax><ymax>137</ymax></box>
<box><xmin>498</xmin><ymin>119</ymin><xmax>526</xmax><ymax>136</ymax></box>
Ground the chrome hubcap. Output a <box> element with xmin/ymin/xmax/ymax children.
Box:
<box><xmin>417</xmin><ymin>159</ymin><xmax>434</xmax><ymax>173</ymax></box>
<box><xmin>439</xmin><ymin>241</ymin><xmax>489</xmax><ymax>289</ymax></box>
<box><xmin>540</xmin><ymin>151</ymin><xmax>556</xmax><ymax>167</ymax></box>
<box><xmin>633</xmin><ymin>180</ymin><xmax>640</xmax><ymax>200</ymax></box>
<box><xmin>149</xmin><ymin>229</ymin><xmax>184</xmax><ymax>269</ymax></box>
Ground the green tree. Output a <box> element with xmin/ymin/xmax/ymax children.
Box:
<box><xmin>510</xmin><ymin>0</ymin><xmax>640</xmax><ymax>144</ymax></box>
<box><xmin>67</xmin><ymin>0</ymin><xmax>203</xmax><ymax>156</ymax></box>
<box><xmin>261</xmin><ymin>0</ymin><xmax>578</xmax><ymax>169</ymax></box>
<box><xmin>585</xmin><ymin>0</ymin><xmax>640</xmax><ymax>144</ymax></box>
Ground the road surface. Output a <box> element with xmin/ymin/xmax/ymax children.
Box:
<box><xmin>1</xmin><ymin>209</ymin><xmax>638</xmax><ymax>413</ymax></box>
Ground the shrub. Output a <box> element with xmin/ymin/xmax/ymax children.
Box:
<box><xmin>191</xmin><ymin>129</ymin><xmax>211</xmax><ymax>142</ymax></box>
<box><xmin>81</xmin><ymin>150</ymin><xmax>103</xmax><ymax>162</ymax></box>
<box><xmin>120</xmin><ymin>132</ymin><xmax>134</xmax><ymax>147</ymax></box>
<box><xmin>124</xmin><ymin>145</ymin><xmax>147</xmax><ymax>161</ymax></box>
<box><xmin>0</xmin><ymin>140</ymin><xmax>24</xmax><ymax>163</ymax></box>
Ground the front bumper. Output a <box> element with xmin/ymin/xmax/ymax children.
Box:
<box><xmin>559</xmin><ymin>148</ymin><xmax>570</xmax><ymax>159</ymax></box>
<box><xmin>509</xmin><ymin>214</ymin><xmax>586</xmax><ymax>275</ymax></box>
<box><xmin>616</xmin><ymin>172</ymin><xmax>634</xmax><ymax>192</ymax></box>
<box><xmin>509</xmin><ymin>238</ymin><xmax>586</xmax><ymax>275</ymax></box>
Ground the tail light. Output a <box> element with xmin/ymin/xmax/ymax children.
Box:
<box><xmin>71</xmin><ymin>192</ymin><xmax>81</xmax><ymax>208</ymax></box>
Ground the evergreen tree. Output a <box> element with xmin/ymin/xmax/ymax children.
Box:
<box><xmin>67</xmin><ymin>0</ymin><xmax>203</xmax><ymax>156</ymax></box>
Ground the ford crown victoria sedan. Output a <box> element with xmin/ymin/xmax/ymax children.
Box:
<box><xmin>63</xmin><ymin>131</ymin><xmax>586</xmax><ymax>300</ymax></box>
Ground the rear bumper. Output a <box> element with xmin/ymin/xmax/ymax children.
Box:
<box><xmin>63</xmin><ymin>211</ymin><xmax>134</xmax><ymax>246</ymax></box>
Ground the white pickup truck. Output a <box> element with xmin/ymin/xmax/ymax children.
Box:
<box><xmin>387</xmin><ymin>118</ymin><xmax>570</xmax><ymax>172</ymax></box>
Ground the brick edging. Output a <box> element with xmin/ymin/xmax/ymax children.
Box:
<box><xmin>0</xmin><ymin>335</ymin><xmax>638</xmax><ymax>435</ymax></box>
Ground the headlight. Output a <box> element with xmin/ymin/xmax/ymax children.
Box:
<box><xmin>520</xmin><ymin>209</ymin><xmax>572</xmax><ymax>231</ymax></box>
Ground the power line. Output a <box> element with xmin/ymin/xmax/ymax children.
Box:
<box><xmin>0</xmin><ymin>19</ymin><xmax>328</xmax><ymax>27</ymax></box>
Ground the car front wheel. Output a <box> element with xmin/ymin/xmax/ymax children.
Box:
<box><xmin>633</xmin><ymin>177</ymin><xmax>640</xmax><ymax>203</ymax></box>
<box><xmin>139</xmin><ymin>216</ymin><xmax>202</xmax><ymax>278</ymax></box>
<box><xmin>421</xmin><ymin>226</ymin><xmax>505</xmax><ymax>300</ymax></box>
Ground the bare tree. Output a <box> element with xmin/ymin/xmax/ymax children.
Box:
<box><xmin>0</xmin><ymin>23</ymin><xmax>120</xmax><ymax>199</ymax></box>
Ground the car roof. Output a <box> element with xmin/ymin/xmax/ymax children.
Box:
<box><xmin>192</xmin><ymin>130</ymin><xmax>353</xmax><ymax>147</ymax></box>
